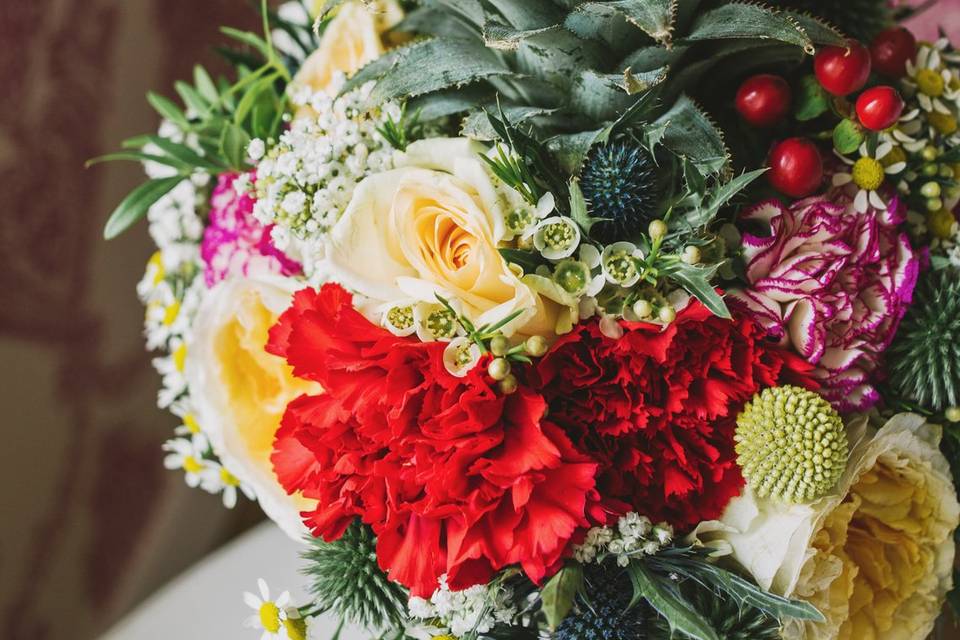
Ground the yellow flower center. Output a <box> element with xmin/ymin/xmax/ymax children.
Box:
<box><xmin>880</xmin><ymin>146</ymin><xmax>906</xmax><ymax>169</ymax></box>
<box><xmin>182</xmin><ymin>455</ymin><xmax>203</xmax><ymax>474</ymax></box>
<box><xmin>258</xmin><ymin>601</ymin><xmax>282</xmax><ymax>634</ymax></box>
<box><xmin>284</xmin><ymin>618</ymin><xmax>307</xmax><ymax>640</ymax></box>
<box><xmin>928</xmin><ymin>207</ymin><xmax>957</xmax><ymax>239</ymax></box>
<box><xmin>173</xmin><ymin>342</ymin><xmax>188</xmax><ymax>373</ymax></box>
<box><xmin>183</xmin><ymin>413</ymin><xmax>201</xmax><ymax>434</ymax></box>
<box><xmin>149</xmin><ymin>251</ymin><xmax>165</xmax><ymax>285</ymax></box>
<box><xmin>162</xmin><ymin>300</ymin><xmax>181</xmax><ymax>326</ymax></box>
<box><xmin>927</xmin><ymin>111</ymin><xmax>958</xmax><ymax>135</ymax></box>
<box><xmin>220</xmin><ymin>467</ymin><xmax>240</xmax><ymax>487</ymax></box>
<box><xmin>916</xmin><ymin>68</ymin><xmax>945</xmax><ymax>97</ymax></box>
<box><xmin>433</xmin><ymin>636</ymin><xmax>458</xmax><ymax>640</ymax></box>
<box><xmin>851</xmin><ymin>157</ymin><xmax>885</xmax><ymax>191</ymax></box>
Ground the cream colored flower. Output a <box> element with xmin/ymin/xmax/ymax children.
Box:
<box><xmin>185</xmin><ymin>275</ymin><xmax>321</xmax><ymax>540</ymax></box>
<box><xmin>294</xmin><ymin>0</ymin><xmax>402</xmax><ymax>96</ymax></box>
<box><xmin>694</xmin><ymin>413</ymin><xmax>959</xmax><ymax>640</ymax></box>
<box><xmin>324</xmin><ymin>138</ymin><xmax>572</xmax><ymax>338</ymax></box>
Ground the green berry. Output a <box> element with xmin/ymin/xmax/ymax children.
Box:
<box><xmin>525</xmin><ymin>335</ymin><xmax>549</xmax><ymax>357</ymax></box>
<box><xmin>490</xmin><ymin>335</ymin><xmax>510</xmax><ymax>357</ymax></box>
<box><xmin>648</xmin><ymin>219</ymin><xmax>668</xmax><ymax>240</ymax></box>
<box><xmin>921</xmin><ymin>181</ymin><xmax>942</xmax><ymax>198</ymax></box>
<box><xmin>658</xmin><ymin>305</ymin><xmax>676</xmax><ymax>323</ymax></box>
<box><xmin>499</xmin><ymin>374</ymin><xmax>519</xmax><ymax>394</ymax></box>
<box><xmin>735</xmin><ymin>386</ymin><xmax>848</xmax><ymax>503</ymax></box>
<box><xmin>488</xmin><ymin>358</ymin><xmax>512</xmax><ymax>381</ymax></box>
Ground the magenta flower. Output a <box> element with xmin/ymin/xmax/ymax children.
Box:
<box><xmin>730</xmin><ymin>195</ymin><xmax>918</xmax><ymax>411</ymax></box>
<box><xmin>201</xmin><ymin>172</ymin><xmax>301</xmax><ymax>287</ymax></box>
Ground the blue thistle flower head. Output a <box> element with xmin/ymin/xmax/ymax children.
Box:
<box><xmin>579</xmin><ymin>140</ymin><xmax>659</xmax><ymax>242</ymax></box>
<box><xmin>554</xmin><ymin>564</ymin><xmax>648</xmax><ymax>640</ymax></box>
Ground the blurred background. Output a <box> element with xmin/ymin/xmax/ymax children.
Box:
<box><xmin>0</xmin><ymin>2</ymin><xmax>958</xmax><ymax>640</ymax></box>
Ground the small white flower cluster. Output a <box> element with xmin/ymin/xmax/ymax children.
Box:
<box><xmin>574</xmin><ymin>512</ymin><xmax>674</xmax><ymax>568</ymax></box>
<box><xmin>407</xmin><ymin>575</ymin><xmax>517</xmax><ymax>639</ymax></box>
<box><xmin>252</xmin><ymin>78</ymin><xmax>398</xmax><ymax>280</ymax></box>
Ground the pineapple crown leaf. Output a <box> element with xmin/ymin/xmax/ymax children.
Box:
<box><xmin>683</xmin><ymin>1</ymin><xmax>818</xmax><ymax>54</ymax></box>
<box><xmin>650</xmin><ymin>94</ymin><xmax>730</xmax><ymax>175</ymax></box>
<box><xmin>574</xmin><ymin>0</ymin><xmax>677</xmax><ymax>46</ymax></box>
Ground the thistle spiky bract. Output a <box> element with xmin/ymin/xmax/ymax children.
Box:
<box><xmin>554</xmin><ymin>563</ymin><xmax>649</xmax><ymax>640</ymax></box>
<box><xmin>888</xmin><ymin>269</ymin><xmax>960</xmax><ymax>413</ymax></box>
<box><xmin>580</xmin><ymin>141</ymin><xmax>659</xmax><ymax>242</ymax></box>
<box><xmin>301</xmin><ymin>521</ymin><xmax>408</xmax><ymax>629</ymax></box>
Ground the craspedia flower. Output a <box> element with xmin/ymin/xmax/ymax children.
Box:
<box><xmin>735</xmin><ymin>386</ymin><xmax>848</xmax><ymax>503</ymax></box>
<box><xmin>580</xmin><ymin>140</ymin><xmax>659</xmax><ymax>242</ymax></box>
<box><xmin>555</xmin><ymin>564</ymin><xmax>649</xmax><ymax>640</ymax></box>
<box><xmin>302</xmin><ymin>520</ymin><xmax>408</xmax><ymax>628</ymax></box>
<box><xmin>888</xmin><ymin>269</ymin><xmax>960</xmax><ymax>411</ymax></box>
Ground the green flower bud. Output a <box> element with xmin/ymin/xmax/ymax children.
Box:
<box><xmin>488</xmin><ymin>358</ymin><xmax>512</xmax><ymax>381</ymax></box>
<box><xmin>525</xmin><ymin>335</ymin><xmax>549</xmax><ymax>357</ymax></box>
<box><xmin>632</xmin><ymin>299</ymin><xmax>653</xmax><ymax>319</ymax></box>
<box><xmin>735</xmin><ymin>386</ymin><xmax>848</xmax><ymax>504</ymax></box>
<box><xmin>946</xmin><ymin>407</ymin><xmax>960</xmax><ymax>423</ymax></box>
<box><xmin>681</xmin><ymin>246</ymin><xmax>701</xmax><ymax>265</ymax></box>
<box><xmin>658</xmin><ymin>305</ymin><xmax>676</xmax><ymax>323</ymax></box>
<box><xmin>648</xmin><ymin>219</ymin><xmax>668</xmax><ymax>240</ymax></box>
<box><xmin>923</xmin><ymin>146</ymin><xmax>939</xmax><ymax>162</ymax></box>
<box><xmin>490</xmin><ymin>335</ymin><xmax>510</xmax><ymax>357</ymax></box>
<box><xmin>499</xmin><ymin>374</ymin><xmax>519</xmax><ymax>395</ymax></box>
<box><xmin>921</xmin><ymin>181</ymin><xmax>942</xmax><ymax>199</ymax></box>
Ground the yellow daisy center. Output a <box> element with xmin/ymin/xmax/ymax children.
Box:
<box><xmin>162</xmin><ymin>300</ymin><xmax>181</xmax><ymax>326</ymax></box>
<box><xmin>880</xmin><ymin>146</ymin><xmax>906</xmax><ymax>169</ymax></box>
<box><xmin>148</xmin><ymin>251</ymin><xmax>165</xmax><ymax>285</ymax></box>
<box><xmin>220</xmin><ymin>467</ymin><xmax>240</xmax><ymax>487</ymax></box>
<box><xmin>173</xmin><ymin>342</ymin><xmax>188</xmax><ymax>373</ymax></box>
<box><xmin>182</xmin><ymin>455</ymin><xmax>203</xmax><ymax>474</ymax></box>
<box><xmin>917</xmin><ymin>68</ymin><xmax>945</xmax><ymax>97</ymax></box>
<box><xmin>852</xmin><ymin>157</ymin><xmax>885</xmax><ymax>191</ymax></box>
<box><xmin>928</xmin><ymin>207</ymin><xmax>957</xmax><ymax>239</ymax></box>
<box><xmin>183</xmin><ymin>413</ymin><xmax>201</xmax><ymax>434</ymax></box>
<box><xmin>258</xmin><ymin>601</ymin><xmax>282</xmax><ymax>633</ymax></box>
<box><xmin>284</xmin><ymin>618</ymin><xmax>307</xmax><ymax>640</ymax></box>
<box><xmin>927</xmin><ymin>111</ymin><xmax>958</xmax><ymax>135</ymax></box>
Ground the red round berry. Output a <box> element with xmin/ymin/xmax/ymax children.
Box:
<box><xmin>856</xmin><ymin>85</ymin><xmax>905</xmax><ymax>131</ymax></box>
<box><xmin>735</xmin><ymin>74</ymin><xmax>792</xmax><ymax>127</ymax></box>
<box><xmin>767</xmin><ymin>138</ymin><xmax>824</xmax><ymax>198</ymax></box>
<box><xmin>870</xmin><ymin>27</ymin><xmax>917</xmax><ymax>78</ymax></box>
<box><xmin>814</xmin><ymin>40</ymin><xmax>872</xmax><ymax>96</ymax></box>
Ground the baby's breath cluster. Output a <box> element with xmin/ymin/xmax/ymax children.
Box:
<box><xmin>406</xmin><ymin>576</ymin><xmax>518</xmax><ymax>639</ymax></box>
<box><xmin>573</xmin><ymin>512</ymin><xmax>674</xmax><ymax>567</ymax></box>
<box><xmin>252</xmin><ymin>79</ymin><xmax>397</xmax><ymax>279</ymax></box>
<box><xmin>735</xmin><ymin>386</ymin><xmax>848</xmax><ymax>504</ymax></box>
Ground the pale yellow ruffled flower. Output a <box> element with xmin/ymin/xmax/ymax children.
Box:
<box><xmin>294</xmin><ymin>0</ymin><xmax>403</xmax><ymax>97</ymax></box>
<box><xmin>695</xmin><ymin>413</ymin><xmax>960</xmax><ymax>640</ymax></box>
<box><xmin>185</xmin><ymin>275</ymin><xmax>321</xmax><ymax>540</ymax></box>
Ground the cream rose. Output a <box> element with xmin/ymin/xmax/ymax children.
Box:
<box><xmin>323</xmin><ymin>138</ymin><xmax>570</xmax><ymax>338</ymax></box>
<box><xmin>185</xmin><ymin>275</ymin><xmax>321</xmax><ymax>540</ymax></box>
<box><xmin>695</xmin><ymin>413</ymin><xmax>960</xmax><ymax>640</ymax></box>
<box><xmin>294</xmin><ymin>0</ymin><xmax>402</xmax><ymax>96</ymax></box>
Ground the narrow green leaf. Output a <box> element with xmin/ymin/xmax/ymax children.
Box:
<box><xmin>499</xmin><ymin>248</ymin><xmax>546</xmax><ymax>274</ymax></box>
<box><xmin>193</xmin><ymin>65</ymin><xmax>220</xmax><ymax>104</ymax></box>
<box><xmin>175</xmin><ymin>80</ymin><xmax>209</xmax><ymax>116</ymax></box>
<box><xmin>235</xmin><ymin>74</ymin><xmax>278</xmax><ymax>126</ymax></box>
<box><xmin>568</xmin><ymin>178</ymin><xmax>608</xmax><ymax>233</ymax></box>
<box><xmin>628</xmin><ymin>564</ymin><xmax>720</xmax><ymax>640</ymax></box>
<box><xmin>666</xmin><ymin>263</ymin><xmax>731</xmax><ymax>319</ymax></box>
<box><xmin>485</xmin><ymin>0</ymin><xmax>559</xmax><ymax>30</ymax></box>
<box><xmin>690</xmin><ymin>168</ymin><xmax>767</xmax><ymax>226</ymax></box>
<box><xmin>103</xmin><ymin>176</ymin><xmax>184</xmax><ymax>240</ymax></box>
<box><xmin>147</xmin><ymin>92</ymin><xmax>189</xmax><ymax>129</ymax></box>
<box><xmin>540</xmin><ymin>564</ymin><xmax>583</xmax><ymax>631</ymax></box>
<box><xmin>143</xmin><ymin>135</ymin><xmax>225</xmax><ymax>172</ymax></box>
<box><xmin>220</xmin><ymin>26</ymin><xmax>271</xmax><ymax>58</ymax></box>
<box><xmin>690</xmin><ymin>562</ymin><xmax>826</xmax><ymax>622</ymax></box>
<box><xmin>85</xmin><ymin>151</ymin><xmax>188</xmax><ymax>170</ymax></box>
<box><xmin>220</xmin><ymin>123</ymin><xmax>252</xmax><ymax>170</ymax></box>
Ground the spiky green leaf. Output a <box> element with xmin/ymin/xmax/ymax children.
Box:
<box><xmin>575</xmin><ymin>0</ymin><xmax>676</xmax><ymax>44</ymax></box>
<box><xmin>651</xmin><ymin>95</ymin><xmax>728</xmax><ymax>174</ymax></box>
<box><xmin>684</xmin><ymin>3</ymin><xmax>814</xmax><ymax>53</ymax></box>
<box><xmin>628</xmin><ymin>564</ymin><xmax>720</xmax><ymax>640</ymax></box>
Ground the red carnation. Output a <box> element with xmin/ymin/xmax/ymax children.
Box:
<box><xmin>532</xmin><ymin>300</ymin><xmax>818</xmax><ymax>530</ymax></box>
<box><xmin>267</xmin><ymin>284</ymin><xmax>599</xmax><ymax>597</ymax></box>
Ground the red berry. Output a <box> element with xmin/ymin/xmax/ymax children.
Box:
<box><xmin>767</xmin><ymin>138</ymin><xmax>824</xmax><ymax>198</ymax></box>
<box><xmin>735</xmin><ymin>74</ymin><xmax>792</xmax><ymax>127</ymax></box>
<box><xmin>856</xmin><ymin>86</ymin><xmax>905</xmax><ymax>131</ymax></box>
<box><xmin>870</xmin><ymin>27</ymin><xmax>917</xmax><ymax>78</ymax></box>
<box><xmin>814</xmin><ymin>40</ymin><xmax>872</xmax><ymax>96</ymax></box>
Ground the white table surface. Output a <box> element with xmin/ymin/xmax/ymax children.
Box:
<box><xmin>100</xmin><ymin>522</ymin><xmax>368</xmax><ymax>640</ymax></box>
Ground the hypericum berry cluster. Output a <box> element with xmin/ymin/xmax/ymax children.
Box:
<box><xmin>573</xmin><ymin>512</ymin><xmax>674</xmax><ymax>567</ymax></box>
<box><xmin>406</xmin><ymin>576</ymin><xmax>517</xmax><ymax>639</ymax></box>
<box><xmin>735</xmin><ymin>386</ymin><xmax>848</xmax><ymax>504</ymax></box>
<box><xmin>252</xmin><ymin>80</ymin><xmax>397</xmax><ymax>277</ymax></box>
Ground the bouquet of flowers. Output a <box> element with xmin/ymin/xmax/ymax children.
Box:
<box><xmin>97</xmin><ymin>0</ymin><xmax>960</xmax><ymax>638</ymax></box>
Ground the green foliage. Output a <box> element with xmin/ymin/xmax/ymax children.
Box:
<box><xmin>301</xmin><ymin>521</ymin><xmax>408</xmax><ymax>629</ymax></box>
<box><xmin>540</xmin><ymin>564</ymin><xmax>584</xmax><ymax>631</ymax></box>
<box><xmin>97</xmin><ymin>3</ymin><xmax>292</xmax><ymax>240</ymax></box>
<box><xmin>650</xmin><ymin>581</ymin><xmax>782</xmax><ymax>640</ymax></box>
<box><xmin>888</xmin><ymin>268</ymin><xmax>960</xmax><ymax>412</ymax></box>
<box><xmin>769</xmin><ymin>0</ymin><xmax>894</xmax><ymax>42</ymax></box>
<box><xmin>377</xmin><ymin>103</ymin><xmax>424</xmax><ymax>151</ymax></box>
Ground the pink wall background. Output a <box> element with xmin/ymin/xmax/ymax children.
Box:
<box><xmin>903</xmin><ymin>0</ymin><xmax>960</xmax><ymax>39</ymax></box>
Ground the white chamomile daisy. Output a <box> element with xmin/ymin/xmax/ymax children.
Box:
<box><xmin>154</xmin><ymin>338</ymin><xmax>188</xmax><ymax>408</ymax></box>
<box><xmin>243</xmin><ymin>579</ymin><xmax>304</xmax><ymax>640</ymax></box>
<box><xmin>904</xmin><ymin>42</ymin><xmax>960</xmax><ymax>115</ymax></box>
<box><xmin>162</xmin><ymin>437</ymin><xmax>209</xmax><ymax>488</ymax></box>
<box><xmin>171</xmin><ymin>399</ymin><xmax>209</xmax><ymax>449</ymax></box>
<box><xmin>200</xmin><ymin>461</ymin><xmax>256</xmax><ymax>508</ymax></box>
<box><xmin>833</xmin><ymin>142</ymin><xmax>906</xmax><ymax>213</ymax></box>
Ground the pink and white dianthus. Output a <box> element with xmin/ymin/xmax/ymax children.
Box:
<box><xmin>201</xmin><ymin>172</ymin><xmax>301</xmax><ymax>287</ymax></box>
<box><xmin>730</xmin><ymin>195</ymin><xmax>919</xmax><ymax>411</ymax></box>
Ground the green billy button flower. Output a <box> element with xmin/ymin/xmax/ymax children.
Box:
<box><xmin>735</xmin><ymin>386</ymin><xmax>848</xmax><ymax>504</ymax></box>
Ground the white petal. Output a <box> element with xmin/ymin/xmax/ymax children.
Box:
<box><xmin>876</xmin><ymin>142</ymin><xmax>893</xmax><ymax>159</ymax></box>
<box><xmin>244</xmin><ymin>592</ymin><xmax>263</xmax><ymax>610</ymax></box>
<box><xmin>258</xmin><ymin>578</ymin><xmax>271</xmax><ymax>601</ymax></box>
<box><xmin>832</xmin><ymin>173</ymin><xmax>853</xmax><ymax>187</ymax></box>
<box><xmin>885</xmin><ymin>162</ymin><xmax>907</xmax><ymax>174</ymax></box>
<box><xmin>869</xmin><ymin>190</ymin><xmax>887</xmax><ymax>210</ymax></box>
<box><xmin>855</xmin><ymin>189</ymin><xmax>869</xmax><ymax>213</ymax></box>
